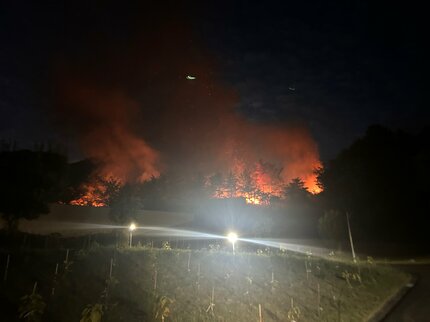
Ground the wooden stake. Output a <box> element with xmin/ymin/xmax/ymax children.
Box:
<box><xmin>64</xmin><ymin>249</ymin><xmax>69</xmax><ymax>264</ymax></box>
<box><xmin>32</xmin><ymin>281</ymin><xmax>38</xmax><ymax>295</ymax></box>
<box><xmin>109</xmin><ymin>258</ymin><xmax>114</xmax><ymax>278</ymax></box>
<box><xmin>317</xmin><ymin>282</ymin><xmax>321</xmax><ymax>317</ymax></box>
<box><xmin>187</xmin><ymin>252</ymin><xmax>191</xmax><ymax>272</ymax></box>
<box><xmin>196</xmin><ymin>262</ymin><xmax>201</xmax><ymax>291</ymax></box>
<box><xmin>259</xmin><ymin>304</ymin><xmax>263</xmax><ymax>322</ymax></box>
<box><xmin>3</xmin><ymin>254</ymin><xmax>10</xmax><ymax>282</ymax></box>
<box><xmin>206</xmin><ymin>286</ymin><xmax>215</xmax><ymax>314</ymax></box>
<box><xmin>305</xmin><ymin>261</ymin><xmax>309</xmax><ymax>281</ymax></box>
<box><xmin>51</xmin><ymin>263</ymin><xmax>59</xmax><ymax>295</ymax></box>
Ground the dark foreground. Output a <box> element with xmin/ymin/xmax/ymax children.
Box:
<box><xmin>383</xmin><ymin>264</ymin><xmax>430</xmax><ymax>322</ymax></box>
<box><xmin>0</xmin><ymin>246</ymin><xmax>409</xmax><ymax>322</ymax></box>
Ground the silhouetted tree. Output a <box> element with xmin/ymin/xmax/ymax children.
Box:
<box><xmin>317</xmin><ymin>125</ymin><xmax>429</xmax><ymax>242</ymax></box>
<box><xmin>58</xmin><ymin>159</ymin><xmax>97</xmax><ymax>203</ymax></box>
<box><xmin>109</xmin><ymin>183</ymin><xmax>142</xmax><ymax>224</ymax></box>
<box><xmin>139</xmin><ymin>175</ymin><xmax>168</xmax><ymax>210</ymax></box>
<box><xmin>207</xmin><ymin>172</ymin><xmax>223</xmax><ymax>198</ymax></box>
<box><xmin>225</xmin><ymin>171</ymin><xmax>238</xmax><ymax>198</ymax></box>
<box><xmin>239</xmin><ymin>168</ymin><xmax>259</xmax><ymax>201</ymax></box>
<box><xmin>283</xmin><ymin>178</ymin><xmax>310</xmax><ymax>202</ymax></box>
<box><xmin>101</xmin><ymin>177</ymin><xmax>122</xmax><ymax>206</ymax></box>
<box><xmin>280</xmin><ymin>178</ymin><xmax>318</xmax><ymax>237</ymax></box>
<box><xmin>0</xmin><ymin>150</ymin><xmax>67</xmax><ymax>230</ymax></box>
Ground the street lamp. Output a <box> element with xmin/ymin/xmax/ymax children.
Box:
<box><xmin>227</xmin><ymin>232</ymin><xmax>238</xmax><ymax>255</ymax></box>
<box><xmin>129</xmin><ymin>223</ymin><xmax>136</xmax><ymax>247</ymax></box>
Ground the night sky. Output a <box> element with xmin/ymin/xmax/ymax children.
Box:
<box><xmin>0</xmin><ymin>1</ymin><xmax>428</xmax><ymax>161</ymax></box>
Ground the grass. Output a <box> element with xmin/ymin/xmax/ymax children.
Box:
<box><xmin>0</xmin><ymin>246</ymin><xmax>410</xmax><ymax>321</ymax></box>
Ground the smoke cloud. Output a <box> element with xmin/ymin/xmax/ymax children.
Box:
<box><xmin>52</xmin><ymin>8</ymin><xmax>321</xmax><ymax>191</ymax></box>
<box><xmin>58</xmin><ymin>84</ymin><xmax>160</xmax><ymax>182</ymax></box>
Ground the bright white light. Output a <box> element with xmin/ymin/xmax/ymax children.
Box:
<box><xmin>227</xmin><ymin>232</ymin><xmax>238</xmax><ymax>244</ymax></box>
<box><xmin>129</xmin><ymin>223</ymin><xmax>136</xmax><ymax>231</ymax></box>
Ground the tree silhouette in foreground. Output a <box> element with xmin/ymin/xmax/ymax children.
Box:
<box><xmin>317</xmin><ymin>125</ymin><xmax>430</xmax><ymax>242</ymax></box>
<box><xmin>0</xmin><ymin>150</ymin><xmax>67</xmax><ymax>230</ymax></box>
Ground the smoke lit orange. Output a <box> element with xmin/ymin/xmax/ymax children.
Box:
<box><xmin>55</xmin><ymin>19</ymin><xmax>322</xmax><ymax>207</ymax></box>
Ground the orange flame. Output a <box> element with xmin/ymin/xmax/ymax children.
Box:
<box><xmin>69</xmin><ymin>182</ymin><xmax>108</xmax><ymax>207</ymax></box>
<box><xmin>209</xmin><ymin>158</ymin><xmax>322</xmax><ymax>205</ymax></box>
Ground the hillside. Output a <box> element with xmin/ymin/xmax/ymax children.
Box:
<box><xmin>0</xmin><ymin>246</ymin><xmax>410</xmax><ymax>321</ymax></box>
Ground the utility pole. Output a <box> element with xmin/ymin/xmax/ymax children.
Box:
<box><xmin>346</xmin><ymin>212</ymin><xmax>356</xmax><ymax>262</ymax></box>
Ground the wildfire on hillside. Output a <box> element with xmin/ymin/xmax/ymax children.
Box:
<box><xmin>69</xmin><ymin>182</ymin><xmax>107</xmax><ymax>207</ymax></box>
<box><xmin>69</xmin><ymin>176</ymin><xmax>122</xmax><ymax>207</ymax></box>
<box><xmin>57</xmin><ymin>18</ymin><xmax>322</xmax><ymax>208</ymax></box>
<box><xmin>208</xmin><ymin>159</ymin><xmax>321</xmax><ymax>205</ymax></box>
<box><xmin>69</xmin><ymin>158</ymin><xmax>321</xmax><ymax>207</ymax></box>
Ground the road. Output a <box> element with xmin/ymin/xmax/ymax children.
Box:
<box><xmin>383</xmin><ymin>264</ymin><xmax>430</xmax><ymax>322</ymax></box>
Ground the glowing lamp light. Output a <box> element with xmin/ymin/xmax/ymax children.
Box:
<box><xmin>129</xmin><ymin>223</ymin><xmax>136</xmax><ymax>247</ymax></box>
<box><xmin>227</xmin><ymin>232</ymin><xmax>238</xmax><ymax>244</ymax></box>
<box><xmin>227</xmin><ymin>232</ymin><xmax>238</xmax><ymax>254</ymax></box>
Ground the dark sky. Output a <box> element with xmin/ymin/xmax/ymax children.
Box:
<box><xmin>0</xmin><ymin>1</ymin><xmax>428</xmax><ymax>160</ymax></box>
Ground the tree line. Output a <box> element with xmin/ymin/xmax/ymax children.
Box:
<box><xmin>1</xmin><ymin>125</ymin><xmax>429</xmax><ymax>244</ymax></box>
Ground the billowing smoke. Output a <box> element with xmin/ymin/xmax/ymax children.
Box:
<box><xmin>58</xmin><ymin>83</ymin><xmax>160</xmax><ymax>182</ymax></box>
<box><xmin>51</xmin><ymin>9</ymin><xmax>321</xmax><ymax>200</ymax></box>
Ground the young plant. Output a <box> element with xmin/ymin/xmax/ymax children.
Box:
<box><xmin>162</xmin><ymin>241</ymin><xmax>171</xmax><ymax>250</ymax></box>
<box><xmin>80</xmin><ymin>303</ymin><xmax>103</xmax><ymax>322</ymax></box>
<box><xmin>287</xmin><ymin>298</ymin><xmax>301</xmax><ymax>322</ymax></box>
<box><xmin>18</xmin><ymin>282</ymin><xmax>46</xmax><ymax>322</ymax></box>
<box><xmin>63</xmin><ymin>249</ymin><xmax>73</xmax><ymax>276</ymax></box>
<box><xmin>341</xmin><ymin>270</ymin><xmax>362</xmax><ymax>288</ymax></box>
<box><xmin>80</xmin><ymin>259</ymin><xmax>119</xmax><ymax>322</ymax></box>
<box><xmin>153</xmin><ymin>295</ymin><xmax>174</xmax><ymax>322</ymax></box>
<box><xmin>205</xmin><ymin>287</ymin><xmax>215</xmax><ymax>315</ymax></box>
<box><xmin>208</xmin><ymin>243</ymin><xmax>220</xmax><ymax>252</ymax></box>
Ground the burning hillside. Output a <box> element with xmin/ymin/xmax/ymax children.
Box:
<box><xmin>70</xmin><ymin>152</ymin><xmax>321</xmax><ymax>207</ymax></box>
<box><xmin>70</xmin><ymin>182</ymin><xmax>107</xmax><ymax>207</ymax></box>
<box><xmin>208</xmin><ymin>160</ymin><xmax>321</xmax><ymax>206</ymax></box>
<box><xmin>53</xmin><ymin>14</ymin><xmax>322</xmax><ymax>207</ymax></box>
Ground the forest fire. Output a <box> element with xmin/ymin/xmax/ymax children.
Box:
<box><xmin>69</xmin><ymin>176</ymin><xmax>123</xmax><ymax>207</ymax></box>
<box><xmin>69</xmin><ymin>156</ymin><xmax>321</xmax><ymax>207</ymax></box>
<box><xmin>70</xmin><ymin>182</ymin><xmax>107</xmax><ymax>207</ymax></box>
<box><xmin>208</xmin><ymin>159</ymin><xmax>321</xmax><ymax>206</ymax></box>
<box><xmin>57</xmin><ymin>19</ymin><xmax>322</xmax><ymax>208</ymax></box>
